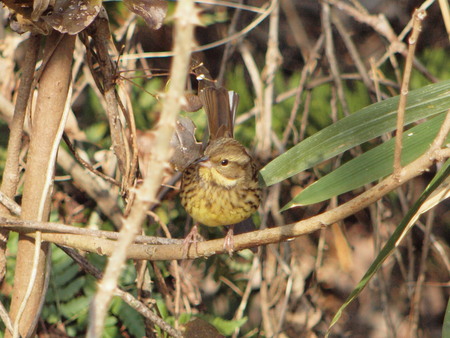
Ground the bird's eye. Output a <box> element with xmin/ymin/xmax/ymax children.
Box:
<box><xmin>221</xmin><ymin>159</ymin><xmax>229</xmax><ymax>166</ymax></box>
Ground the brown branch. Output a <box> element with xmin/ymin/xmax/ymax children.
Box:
<box><xmin>0</xmin><ymin>193</ymin><xmax>21</xmax><ymax>217</ymax></box>
<box><xmin>438</xmin><ymin>0</ymin><xmax>450</xmax><ymax>40</ymax></box>
<box><xmin>7</xmin><ymin>32</ymin><xmax>75</xmax><ymax>338</ymax></box>
<box><xmin>16</xmin><ymin>131</ymin><xmax>449</xmax><ymax>262</ymax></box>
<box><xmin>0</xmin><ymin>34</ymin><xmax>40</xmax><ymax>285</ymax></box>
<box><xmin>62</xmin><ymin>133</ymin><xmax>120</xmax><ymax>186</ymax></box>
<box><xmin>280</xmin><ymin>0</ymin><xmax>312</xmax><ymax>61</ymax></box>
<box><xmin>257</xmin><ymin>0</ymin><xmax>281</xmax><ymax>159</ymax></box>
<box><xmin>0</xmin><ymin>89</ymin><xmax>126</xmax><ymax>230</ymax></box>
<box><xmin>281</xmin><ymin>34</ymin><xmax>324</xmax><ymax>146</ymax></box>
<box><xmin>87</xmin><ymin>10</ymin><xmax>129</xmax><ymax>181</ymax></box>
<box><xmin>0</xmin><ymin>34</ymin><xmax>40</xmax><ymax>209</ymax></box>
<box><xmin>322</xmin><ymin>3</ymin><xmax>350</xmax><ymax>116</ymax></box>
<box><xmin>0</xmin><ymin>218</ymin><xmax>182</xmax><ymax>245</ymax></box>
<box><xmin>56</xmin><ymin>148</ymin><xmax>124</xmax><ymax>229</ymax></box>
<box><xmin>393</xmin><ymin>9</ymin><xmax>426</xmax><ymax>177</ymax></box>
<box><xmin>331</xmin><ymin>12</ymin><xmax>373</xmax><ymax>92</ymax></box>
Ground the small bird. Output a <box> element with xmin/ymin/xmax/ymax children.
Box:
<box><xmin>179</xmin><ymin>85</ymin><xmax>261</xmax><ymax>255</ymax></box>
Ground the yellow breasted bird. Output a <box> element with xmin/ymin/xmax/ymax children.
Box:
<box><xmin>179</xmin><ymin>86</ymin><xmax>261</xmax><ymax>255</ymax></box>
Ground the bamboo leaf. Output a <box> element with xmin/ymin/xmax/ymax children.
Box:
<box><xmin>282</xmin><ymin>112</ymin><xmax>449</xmax><ymax>210</ymax></box>
<box><xmin>260</xmin><ymin>80</ymin><xmax>450</xmax><ymax>187</ymax></box>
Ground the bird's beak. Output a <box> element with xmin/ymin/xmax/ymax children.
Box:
<box><xmin>195</xmin><ymin>155</ymin><xmax>212</xmax><ymax>168</ymax></box>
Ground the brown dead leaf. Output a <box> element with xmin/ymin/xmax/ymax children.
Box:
<box><xmin>182</xmin><ymin>318</ymin><xmax>224</xmax><ymax>338</ymax></box>
<box><xmin>169</xmin><ymin>116</ymin><xmax>202</xmax><ymax>171</ymax></box>
<box><xmin>41</xmin><ymin>0</ymin><xmax>102</xmax><ymax>34</ymax></box>
<box><xmin>123</xmin><ymin>0</ymin><xmax>167</xmax><ymax>30</ymax></box>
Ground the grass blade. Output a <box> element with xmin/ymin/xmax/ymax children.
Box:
<box><xmin>260</xmin><ymin>80</ymin><xmax>450</xmax><ymax>187</ymax></box>
<box><xmin>282</xmin><ymin>113</ymin><xmax>449</xmax><ymax>210</ymax></box>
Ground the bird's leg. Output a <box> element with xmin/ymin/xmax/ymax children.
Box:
<box><xmin>223</xmin><ymin>225</ymin><xmax>235</xmax><ymax>256</ymax></box>
<box><xmin>183</xmin><ymin>224</ymin><xmax>204</xmax><ymax>258</ymax></box>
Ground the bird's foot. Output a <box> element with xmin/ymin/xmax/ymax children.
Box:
<box><xmin>223</xmin><ymin>226</ymin><xmax>235</xmax><ymax>256</ymax></box>
<box><xmin>183</xmin><ymin>225</ymin><xmax>204</xmax><ymax>259</ymax></box>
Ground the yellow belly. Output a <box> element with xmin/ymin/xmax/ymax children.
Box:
<box><xmin>181</xmin><ymin>183</ymin><xmax>259</xmax><ymax>227</ymax></box>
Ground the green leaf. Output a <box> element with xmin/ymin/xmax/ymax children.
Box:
<box><xmin>53</xmin><ymin>263</ymin><xmax>80</xmax><ymax>287</ymax></box>
<box><xmin>260</xmin><ymin>80</ymin><xmax>450</xmax><ymax>187</ymax></box>
<box><xmin>102</xmin><ymin>316</ymin><xmax>119</xmax><ymax>338</ymax></box>
<box><xmin>111</xmin><ymin>298</ymin><xmax>146</xmax><ymax>337</ymax></box>
<box><xmin>327</xmin><ymin>159</ymin><xmax>450</xmax><ymax>335</ymax></box>
<box><xmin>210</xmin><ymin>316</ymin><xmax>247</xmax><ymax>336</ymax></box>
<box><xmin>58</xmin><ymin>277</ymin><xmax>86</xmax><ymax>302</ymax></box>
<box><xmin>283</xmin><ymin>112</ymin><xmax>449</xmax><ymax>209</ymax></box>
<box><xmin>60</xmin><ymin>296</ymin><xmax>90</xmax><ymax>319</ymax></box>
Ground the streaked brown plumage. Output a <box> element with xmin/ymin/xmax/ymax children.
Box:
<box><xmin>179</xmin><ymin>84</ymin><xmax>260</xmax><ymax>254</ymax></box>
<box><xmin>180</xmin><ymin>137</ymin><xmax>261</xmax><ymax>227</ymax></box>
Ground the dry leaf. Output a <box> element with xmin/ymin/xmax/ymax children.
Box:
<box><xmin>182</xmin><ymin>318</ymin><xmax>225</xmax><ymax>338</ymax></box>
<box><xmin>169</xmin><ymin>116</ymin><xmax>202</xmax><ymax>171</ymax></box>
<box><xmin>41</xmin><ymin>0</ymin><xmax>102</xmax><ymax>34</ymax></box>
<box><xmin>123</xmin><ymin>0</ymin><xmax>167</xmax><ymax>30</ymax></box>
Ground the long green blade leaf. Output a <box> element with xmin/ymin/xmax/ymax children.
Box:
<box><xmin>327</xmin><ymin>159</ymin><xmax>450</xmax><ymax>335</ymax></box>
<box><xmin>260</xmin><ymin>80</ymin><xmax>450</xmax><ymax>187</ymax></box>
<box><xmin>283</xmin><ymin>113</ymin><xmax>449</xmax><ymax>210</ymax></box>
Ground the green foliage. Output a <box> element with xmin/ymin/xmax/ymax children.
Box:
<box><xmin>210</xmin><ymin>316</ymin><xmax>247</xmax><ymax>336</ymax></box>
<box><xmin>132</xmin><ymin>76</ymin><xmax>163</xmax><ymax>129</ymax></box>
<box><xmin>0</xmin><ymin>124</ymin><xmax>7</xmax><ymax>175</ymax></box>
<box><xmin>85</xmin><ymin>122</ymin><xmax>109</xmax><ymax>144</ymax></box>
<box><xmin>260</xmin><ymin>80</ymin><xmax>450</xmax><ymax>188</ymax></box>
<box><xmin>344</xmin><ymin>80</ymin><xmax>371</xmax><ymax>113</ymax></box>
<box><xmin>39</xmin><ymin>246</ymin><xmax>147</xmax><ymax>336</ymax></box>
<box><xmin>43</xmin><ymin>246</ymin><xmax>89</xmax><ymax>335</ymax></box>
<box><xmin>227</xmin><ymin>64</ymin><xmax>255</xmax><ymax>114</ymax></box>
<box><xmin>410</xmin><ymin>47</ymin><xmax>450</xmax><ymax>88</ymax></box>
<box><xmin>111</xmin><ymin>297</ymin><xmax>146</xmax><ymax>337</ymax></box>
<box><xmin>286</xmin><ymin>112</ymin><xmax>450</xmax><ymax>207</ymax></box>
<box><xmin>102</xmin><ymin>316</ymin><xmax>119</xmax><ymax>338</ymax></box>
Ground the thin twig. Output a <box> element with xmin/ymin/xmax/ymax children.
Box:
<box><xmin>322</xmin><ymin>2</ymin><xmax>350</xmax><ymax>116</ymax></box>
<box><xmin>281</xmin><ymin>34</ymin><xmax>324</xmax><ymax>146</ymax></box>
<box><xmin>257</xmin><ymin>0</ymin><xmax>281</xmax><ymax>158</ymax></box>
<box><xmin>62</xmin><ymin>133</ymin><xmax>120</xmax><ymax>186</ymax></box>
<box><xmin>88</xmin><ymin>10</ymin><xmax>129</xmax><ymax>180</ymax></box>
<box><xmin>217</xmin><ymin>0</ymin><xmax>243</xmax><ymax>85</ymax></box>
<box><xmin>0</xmin><ymin>218</ymin><xmax>182</xmax><ymax>245</ymax></box>
<box><xmin>393</xmin><ymin>9</ymin><xmax>426</xmax><ymax>177</ymax></box>
<box><xmin>276</xmin><ymin>74</ymin><xmax>397</xmax><ymax>103</ymax></box>
<box><xmin>331</xmin><ymin>12</ymin><xmax>373</xmax><ymax>92</ymax></box>
<box><xmin>408</xmin><ymin>209</ymin><xmax>436</xmax><ymax>335</ymax></box>
<box><xmin>231</xmin><ymin>257</ymin><xmax>260</xmax><ymax>335</ymax></box>
<box><xmin>438</xmin><ymin>0</ymin><xmax>450</xmax><ymax>40</ymax></box>
<box><xmin>120</xmin><ymin>0</ymin><xmax>276</xmax><ymax>60</ymax></box>
<box><xmin>0</xmin><ymin>300</ymin><xmax>13</xmax><ymax>335</ymax></box>
<box><xmin>280</xmin><ymin>0</ymin><xmax>312</xmax><ymax>61</ymax></box>
<box><xmin>0</xmin><ymin>193</ymin><xmax>21</xmax><ymax>217</ymax></box>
